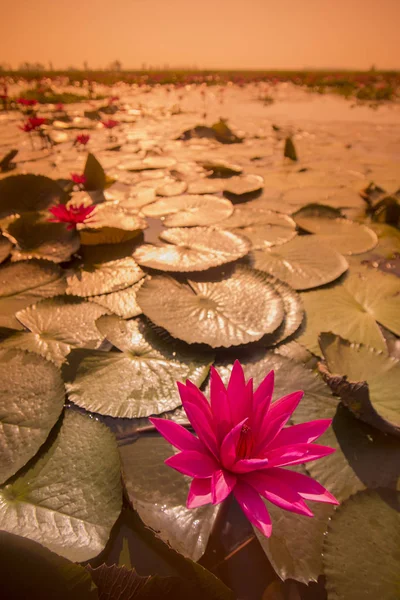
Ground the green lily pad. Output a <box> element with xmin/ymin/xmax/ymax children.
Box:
<box><xmin>0</xmin><ymin>174</ymin><xmax>67</xmax><ymax>218</ymax></box>
<box><xmin>0</xmin><ymin>260</ymin><xmax>66</xmax><ymax>329</ymax></box>
<box><xmin>66</xmin><ymin>257</ymin><xmax>144</xmax><ymax>297</ymax></box>
<box><xmin>251</xmin><ymin>236</ymin><xmax>348</xmax><ymax>290</ymax></box>
<box><xmin>0</xmin><ymin>234</ymin><xmax>12</xmax><ymax>263</ymax></box>
<box><xmin>299</xmin><ymin>268</ymin><xmax>400</xmax><ymax>354</ymax></box>
<box><xmin>119</xmin><ymin>434</ymin><xmax>221</xmax><ymax>561</ymax></box>
<box><xmin>323</xmin><ymin>490</ymin><xmax>400</xmax><ymax>600</ymax></box>
<box><xmin>0</xmin><ymin>409</ymin><xmax>122</xmax><ymax>561</ymax></box>
<box><xmin>0</xmin><ymin>296</ymin><xmax>108</xmax><ymax>365</ymax></box>
<box><xmin>66</xmin><ymin>315</ymin><xmax>213</xmax><ymax>418</ymax></box>
<box><xmin>142</xmin><ymin>195</ymin><xmax>233</xmax><ymax>227</ymax></box>
<box><xmin>88</xmin><ymin>279</ymin><xmax>145</xmax><ymax>319</ymax></box>
<box><xmin>137</xmin><ymin>265</ymin><xmax>284</xmax><ymax>347</ymax></box>
<box><xmin>319</xmin><ymin>333</ymin><xmax>400</xmax><ymax>436</ymax></box>
<box><xmin>293</xmin><ymin>205</ymin><xmax>377</xmax><ymax>255</ymax></box>
<box><xmin>133</xmin><ymin>227</ymin><xmax>250</xmax><ymax>272</ymax></box>
<box><xmin>83</xmin><ymin>153</ymin><xmax>107</xmax><ymax>191</ymax></box>
<box><xmin>5</xmin><ymin>212</ymin><xmax>80</xmax><ymax>263</ymax></box>
<box><xmin>223</xmin><ymin>174</ymin><xmax>264</xmax><ymax>197</ymax></box>
<box><xmin>0</xmin><ymin>348</ymin><xmax>65</xmax><ymax>484</ymax></box>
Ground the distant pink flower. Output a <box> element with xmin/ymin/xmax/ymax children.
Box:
<box><xmin>19</xmin><ymin>116</ymin><xmax>46</xmax><ymax>132</ymax></box>
<box><xmin>56</xmin><ymin>103</ymin><xmax>64</xmax><ymax>111</ymax></box>
<box><xmin>74</xmin><ymin>134</ymin><xmax>90</xmax><ymax>146</ymax></box>
<box><xmin>150</xmin><ymin>361</ymin><xmax>338</xmax><ymax>537</ymax></box>
<box><xmin>108</xmin><ymin>95</ymin><xmax>119</xmax><ymax>104</ymax></box>
<box><xmin>17</xmin><ymin>98</ymin><xmax>37</xmax><ymax>107</ymax></box>
<box><xmin>101</xmin><ymin>119</ymin><xmax>119</xmax><ymax>129</ymax></box>
<box><xmin>70</xmin><ymin>173</ymin><xmax>87</xmax><ymax>186</ymax></box>
<box><xmin>48</xmin><ymin>203</ymin><xmax>95</xmax><ymax>229</ymax></box>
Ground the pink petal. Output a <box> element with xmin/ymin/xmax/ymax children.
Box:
<box><xmin>255</xmin><ymin>411</ymin><xmax>292</xmax><ymax>454</ymax></box>
<box><xmin>251</xmin><ymin>370</ymin><xmax>274</xmax><ymax>433</ymax></box>
<box><xmin>165</xmin><ymin>450</ymin><xmax>219</xmax><ymax>478</ymax></box>
<box><xmin>185</xmin><ymin>380</ymin><xmax>212</xmax><ymax>416</ymax></box>
<box><xmin>187</xmin><ymin>478</ymin><xmax>212</xmax><ymax>508</ymax></box>
<box><xmin>234</xmin><ymin>481</ymin><xmax>272</xmax><ymax>537</ymax></box>
<box><xmin>267</xmin><ymin>391</ymin><xmax>304</xmax><ymax>421</ymax></box>
<box><xmin>227</xmin><ymin>360</ymin><xmax>247</xmax><ymax>424</ymax></box>
<box><xmin>231</xmin><ymin>457</ymin><xmax>271</xmax><ymax>473</ymax></box>
<box><xmin>210</xmin><ymin>366</ymin><xmax>231</xmax><ymax>440</ymax></box>
<box><xmin>220</xmin><ymin>418</ymin><xmax>248</xmax><ymax>469</ymax></box>
<box><xmin>266</xmin><ymin>443</ymin><xmax>336</xmax><ymax>468</ymax></box>
<box><xmin>266</xmin><ymin>468</ymin><xmax>339</xmax><ymax>505</ymax></box>
<box><xmin>181</xmin><ymin>395</ymin><xmax>219</xmax><ymax>458</ymax></box>
<box><xmin>255</xmin><ymin>391</ymin><xmax>304</xmax><ymax>453</ymax></box>
<box><xmin>149</xmin><ymin>417</ymin><xmax>204</xmax><ymax>452</ymax></box>
<box><xmin>268</xmin><ymin>420</ymin><xmax>332</xmax><ymax>450</ymax></box>
<box><xmin>211</xmin><ymin>469</ymin><xmax>236</xmax><ymax>504</ymax></box>
<box><xmin>243</xmin><ymin>471</ymin><xmax>313</xmax><ymax>516</ymax></box>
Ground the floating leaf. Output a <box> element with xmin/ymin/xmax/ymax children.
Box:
<box><xmin>120</xmin><ymin>434</ymin><xmax>221</xmax><ymax>561</ymax></box>
<box><xmin>137</xmin><ymin>265</ymin><xmax>284</xmax><ymax>347</ymax></box>
<box><xmin>251</xmin><ymin>236</ymin><xmax>348</xmax><ymax>290</ymax></box>
<box><xmin>187</xmin><ymin>179</ymin><xmax>224</xmax><ymax>195</ymax></box>
<box><xmin>293</xmin><ymin>205</ymin><xmax>377</xmax><ymax>255</ymax></box>
<box><xmin>319</xmin><ymin>333</ymin><xmax>400</xmax><ymax>436</ymax></box>
<box><xmin>83</xmin><ymin>153</ymin><xmax>107</xmax><ymax>191</ymax></box>
<box><xmin>0</xmin><ymin>149</ymin><xmax>18</xmax><ymax>173</ymax></box>
<box><xmin>133</xmin><ymin>227</ymin><xmax>250</xmax><ymax>272</ymax></box>
<box><xmin>0</xmin><ymin>234</ymin><xmax>12</xmax><ymax>263</ymax></box>
<box><xmin>120</xmin><ymin>156</ymin><xmax>177</xmax><ymax>171</ymax></box>
<box><xmin>66</xmin><ymin>315</ymin><xmax>213</xmax><ymax>418</ymax></box>
<box><xmin>211</xmin><ymin>119</ymin><xmax>243</xmax><ymax>144</ymax></box>
<box><xmin>66</xmin><ymin>257</ymin><xmax>144</xmax><ymax>297</ymax></box>
<box><xmin>0</xmin><ymin>409</ymin><xmax>122</xmax><ymax>561</ymax></box>
<box><xmin>284</xmin><ymin>137</ymin><xmax>297</xmax><ymax>161</ymax></box>
<box><xmin>1</xmin><ymin>297</ymin><xmax>108</xmax><ymax>365</ymax></box>
<box><xmin>261</xmin><ymin>276</ymin><xmax>304</xmax><ymax>347</ymax></box>
<box><xmin>299</xmin><ymin>268</ymin><xmax>400</xmax><ymax>354</ymax></box>
<box><xmin>88</xmin><ymin>279</ymin><xmax>145</xmax><ymax>319</ymax></box>
<box><xmin>0</xmin><ymin>348</ymin><xmax>65</xmax><ymax>484</ymax></box>
<box><xmin>79</xmin><ymin>203</ymin><xmax>146</xmax><ymax>245</ymax></box>
<box><xmin>323</xmin><ymin>490</ymin><xmax>400</xmax><ymax>600</ymax></box>
<box><xmin>142</xmin><ymin>195</ymin><xmax>233</xmax><ymax>227</ymax></box>
<box><xmin>200</xmin><ymin>159</ymin><xmax>243</xmax><ymax>176</ymax></box>
<box><xmin>5</xmin><ymin>212</ymin><xmax>80</xmax><ymax>262</ymax></box>
<box><xmin>233</xmin><ymin>223</ymin><xmax>296</xmax><ymax>249</ymax></box>
<box><xmin>0</xmin><ymin>260</ymin><xmax>66</xmax><ymax>329</ymax></box>
<box><xmin>219</xmin><ymin>207</ymin><xmax>295</xmax><ymax>230</ymax></box>
<box><xmin>156</xmin><ymin>180</ymin><xmax>188</xmax><ymax>196</ymax></box>
<box><xmin>0</xmin><ymin>174</ymin><xmax>67</xmax><ymax>218</ymax></box>
<box><xmin>223</xmin><ymin>174</ymin><xmax>264</xmax><ymax>197</ymax></box>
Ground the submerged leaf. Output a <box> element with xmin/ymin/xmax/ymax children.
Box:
<box><xmin>0</xmin><ymin>409</ymin><xmax>122</xmax><ymax>561</ymax></box>
<box><xmin>66</xmin><ymin>315</ymin><xmax>213</xmax><ymax>418</ymax></box>
<box><xmin>251</xmin><ymin>236</ymin><xmax>348</xmax><ymax>290</ymax></box>
<box><xmin>137</xmin><ymin>265</ymin><xmax>284</xmax><ymax>347</ymax></box>
<box><xmin>133</xmin><ymin>227</ymin><xmax>250</xmax><ymax>272</ymax></box>
<box><xmin>0</xmin><ymin>349</ymin><xmax>65</xmax><ymax>484</ymax></box>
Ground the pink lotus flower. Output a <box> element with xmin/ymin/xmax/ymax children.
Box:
<box><xmin>150</xmin><ymin>361</ymin><xmax>338</xmax><ymax>537</ymax></box>
<box><xmin>48</xmin><ymin>203</ymin><xmax>95</xmax><ymax>229</ymax></box>
<box><xmin>74</xmin><ymin>134</ymin><xmax>90</xmax><ymax>146</ymax></box>
<box><xmin>108</xmin><ymin>96</ymin><xmax>119</xmax><ymax>104</ymax></box>
<box><xmin>55</xmin><ymin>103</ymin><xmax>64</xmax><ymax>111</ymax></box>
<box><xmin>101</xmin><ymin>119</ymin><xmax>119</xmax><ymax>129</ymax></box>
<box><xmin>19</xmin><ymin>117</ymin><xmax>46</xmax><ymax>132</ymax></box>
<box><xmin>70</xmin><ymin>173</ymin><xmax>87</xmax><ymax>186</ymax></box>
<box><xmin>17</xmin><ymin>98</ymin><xmax>37</xmax><ymax>107</ymax></box>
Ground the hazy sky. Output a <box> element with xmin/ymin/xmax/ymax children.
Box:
<box><xmin>1</xmin><ymin>0</ymin><xmax>399</xmax><ymax>70</ymax></box>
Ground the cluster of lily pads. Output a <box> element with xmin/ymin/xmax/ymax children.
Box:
<box><xmin>0</xmin><ymin>114</ymin><xmax>399</xmax><ymax>599</ymax></box>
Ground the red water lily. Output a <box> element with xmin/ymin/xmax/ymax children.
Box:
<box><xmin>48</xmin><ymin>203</ymin><xmax>95</xmax><ymax>230</ymax></box>
<box><xmin>74</xmin><ymin>134</ymin><xmax>90</xmax><ymax>146</ymax></box>
<box><xmin>19</xmin><ymin>117</ymin><xmax>46</xmax><ymax>132</ymax></box>
<box><xmin>17</xmin><ymin>98</ymin><xmax>37</xmax><ymax>107</ymax></box>
<box><xmin>101</xmin><ymin>119</ymin><xmax>119</xmax><ymax>129</ymax></box>
<box><xmin>70</xmin><ymin>173</ymin><xmax>87</xmax><ymax>186</ymax></box>
<box><xmin>150</xmin><ymin>361</ymin><xmax>338</xmax><ymax>537</ymax></box>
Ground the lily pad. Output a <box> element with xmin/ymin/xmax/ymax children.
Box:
<box><xmin>156</xmin><ymin>180</ymin><xmax>188</xmax><ymax>196</ymax></box>
<box><xmin>88</xmin><ymin>279</ymin><xmax>145</xmax><ymax>319</ymax></box>
<box><xmin>323</xmin><ymin>490</ymin><xmax>400</xmax><ymax>600</ymax></box>
<box><xmin>119</xmin><ymin>434</ymin><xmax>221</xmax><ymax>561</ymax></box>
<box><xmin>66</xmin><ymin>257</ymin><xmax>144</xmax><ymax>297</ymax></box>
<box><xmin>293</xmin><ymin>205</ymin><xmax>377</xmax><ymax>255</ymax></box>
<box><xmin>223</xmin><ymin>174</ymin><xmax>264</xmax><ymax>197</ymax></box>
<box><xmin>79</xmin><ymin>203</ymin><xmax>146</xmax><ymax>245</ymax></box>
<box><xmin>142</xmin><ymin>195</ymin><xmax>233</xmax><ymax>227</ymax></box>
<box><xmin>200</xmin><ymin>159</ymin><xmax>243</xmax><ymax>177</ymax></box>
<box><xmin>5</xmin><ymin>212</ymin><xmax>80</xmax><ymax>263</ymax></box>
<box><xmin>83</xmin><ymin>153</ymin><xmax>107</xmax><ymax>191</ymax></box>
<box><xmin>0</xmin><ymin>234</ymin><xmax>12</xmax><ymax>263</ymax></box>
<box><xmin>0</xmin><ymin>348</ymin><xmax>65</xmax><ymax>484</ymax></box>
<box><xmin>187</xmin><ymin>179</ymin><xmax>225</xmax><ymax>195</ymax></box>
<box><xmin>0</xmin><ymin>260</ymin><xmax>66</xmax><ymax>329</ymax></box>
<box><xmin>0</xmin><ymin>174</ymin><xmax>66</xmax><ymax>218</ymax></box>
<box><xmin>319</xmin><ymin>333</ymin><xmax>400</xmax><ymax>436</ymax></box>
<box><xmin>0</xmin><ymin>296</ymin><xmax>108</xmax><ymax>365</ymax></box>
<box><xmin>133</xmin><ymin>227</ymin><xmax>250</xmax><ymax>272</ymax></box>
<box><xmin>299</xmin><ymin>268</ymin><xmax>400</xmax><ymax>354</ymax></box>
<box><xmin>219</xmin><ymin>207</ymin><xmax>296</xmax><ymax>230</ymax></box>
<box><xmin>66</xmin><ymin>315</ymin><xmax>213</xmax><ymax>418</ymax></box>
<box><xmin>251</xmin><ymin>236</ymin><xmax>348</xmax><ymax>290</ymax></box>
<box><xmin>0</xmin><ymin>409</ymin><xmax>122</xmax><ymax>561</ymax></box>
<box><xmin>261</xmin><ymin>276</ymin><xmax>304</xmax><ymax>347</ymax></box>
<box><xmin>136</xmin><ymin>265</ymin><xmax>284</xmax><ymax>347</ymax></box>
<box><xmin>120</xmin><ymin>156</ymin><xmax>177</xmax><ymax>171</ymax></box>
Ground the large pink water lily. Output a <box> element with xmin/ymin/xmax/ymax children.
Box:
<box><xmin>150</xmin><ymin>361</ymin><xmax>338</xmax><ymax>537</ymax></box>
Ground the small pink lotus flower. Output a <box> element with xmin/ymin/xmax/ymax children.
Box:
<box><xmin>101</xmin><ymin>119</ymin><xmax>119</xmax><ymax>129</ymax></box>
<box><xmin>74</xmin><ymin>134</ymin><xmax>90</xmax><ymax>146</ymax></box>
<box><xmin>108</xmin><ymin>96</ymin><xmax>119</xmax><ymax>105</ymax></box>
<box><xmin>17</xmin><ymin>98</ymin><xmax>37</xmax><ymax>107</ymax></box>
<box><xmin>150</xmin><ymin>361</ymin><xmax>338</xmax><ymax>537</ymax></box>
<box><xmin>48</xmin><ymin>203</ymin><xmax>95</xmax><ymax>230</ymax></box>
<box><xmin>19</xmin><ymin>117</ymin><xmax>46</xmax><ymax>132</ymax></box>
<box><xmin>70</xmin><ymin>173</ymin><xmax>87</xmax><ymax>186</ymax></box>
<box><xmin>56</xmin><ymin>103</ymin><xmax>64</xmax><ymax>111</ymax></box>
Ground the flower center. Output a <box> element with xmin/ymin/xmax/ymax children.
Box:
<box><xmin>236</xmin><ymin>423</ymin><xmax>254</xmax><ymax>460</ymax></box>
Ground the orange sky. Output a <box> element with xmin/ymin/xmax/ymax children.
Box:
<box><xmin>1</xmin><ymin>0</ymin><xmax>399</xmax><ymax>70</ymax></box>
